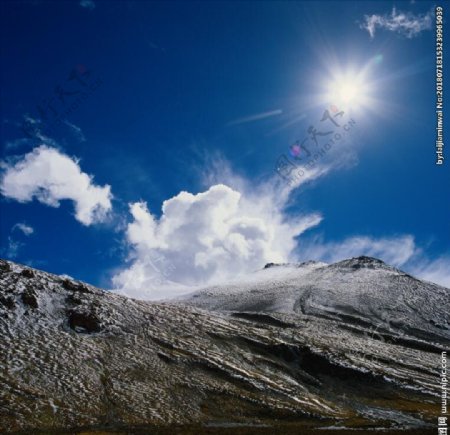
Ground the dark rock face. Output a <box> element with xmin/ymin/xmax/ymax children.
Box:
<box><xmin>0</xmin><ymin>295</ymin><xmax>15</xmax><ymax>310</ymax></box>
<box><xmin>66</xmin><ymin>293</ymin><xmax>83</xmax><ymax>305</ymax></box>
<box><xmin>62</xmin><ymin>278</ymin><xmax>91</xmax><ymax>293</ymax></box>
<box><xmin>20</xmin><ymin>269</ymin><xmax>35</xmax><ymax>278</ymax></box>
<box><xmin>334</xmin><ymin>256</ymin><xmax>390</xmax><ymax>270</ymax></box>
<box><xmin>0</xmin><ymin>260</ymin><xmax>11</xmax><ymax>273</ymax></box>
<box><xmin>263</xmin><ymin>262</ymin><xmax>292</xmax><ymax>269</ymax></box>
<box><xmin>67</xmin><ymin>309</ymin><xmax>102</xmax><ymax>333</ymax></box>
<box><xmin>231</xmin><ymin>312</ymin><xmax>296</xmax><ymax>328</ymax></box>
<box><xmin>263</xmin><ymin>262</ymin><xmax>276</xmax><ymax>269</ymax></box>
<box><xmin>21</xmin><ymin>289</ymin><xmax>38</xmax><ymax>308</ymax></box>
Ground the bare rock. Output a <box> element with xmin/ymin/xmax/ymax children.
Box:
<box><xmin>67</xmin><ymin>309</ymin><xmax>102</xmax><ymax>333</ymax></box>
<box><xmin>21</xmin><ymin>289</ymin><xmax>38</xmax><ymax>309</ymax></box>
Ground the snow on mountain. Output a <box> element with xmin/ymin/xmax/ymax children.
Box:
<box><xmin>0</xmin><ymin>257</ymin><xmax>448</xmax><ymax>434</ymax></box>
<box><xmin>181</xmin><ymin>256</ymin><xmax>449</xmax><ymax>346</ymax></box>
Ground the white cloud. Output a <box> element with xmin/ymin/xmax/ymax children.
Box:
<box><xmin>112</xmin><ymin>183</ymin><xmax>322</xmax><ymax>299</ymax></box>
<box><xmin>12</xmin><ymin>223</ymin><xmax>34</xmax><ymax>236</ymax></box>
<box><xmin>199</xmin><ymin>151</ymin><xmax>331</xmax><ymax>204</ymax></box>
<box><xmin>361</xmin><ymin>7</ymin><xmax>433</xmax><ymax>39</ymax></box>
<box><xmin>1</xmin><ymin>145</ymin><xmax>112</xmax><ymax>226</ymax></box>
<box><xmin>407</xmin><ymin>256</ymin><xmax>450</xmax><ymax>289</ymax></box>
<box><xmin>112</xmin><ymin>149</ymin><xmax>355</xmax><ymax>300</ymax></box>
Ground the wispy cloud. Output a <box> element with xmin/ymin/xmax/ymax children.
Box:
<box><xmin>1</xmin><ymin>223</ymin><xmax>35</xmax><ymax>259</ymax></box>
<box><xmin>12</xmin><ymin>223</ymin><xmax>34</xmax><ymax>236</ymax></box>
<box><xmin>298</xmin><ymin>235</ymin><xmax>416</xmax><ymax>267</ymax></box>
<box><xmin>79</xmin><ymin>0</ymin><xmax>95</xmax><ymax>10</ymax></box>
<box><xmin>3</xmin><ymin>238</ymin><xmax>23</xmax><ymax>259</ymax></box>
<box><xmin>227</xmin><ymin>109</ymin><xmax>283</xmax><ymax>126</ymax></box>
<box><xmin>63</xmin><ymin>120</ymin><xmax>86</xmax><ymax>142</ymax></box>
<box><xmin>360</xmin><ymin>7</ymin><xmax>433</xmax><ymax>39</ymax></box>
<box><xmin>297</xmin><ymin>234</ymin><xmax>450</xmax><ymax>288</ymax></box>
<box><xmin>407</xmin><ymin>255</ymin><xmax>450</xmax><ymax>289</ymax></box>
<box><xmin>6</xmin><ymin>116</ymin><xmax>86</xmax><ymax>150</ymax></box>
<box><xmin>4</xmin><ymin>138</ymin><xmax>32</xmax><ymax>152</ymax></box>
<box><xmin>19</xmin><ymin>115</ymin><xmax>58</xmax><ymax>146</ymax></box>
<box><xmin>146</xmin><ymin>40</ymin><xmax>167</xmax><ymax>54</ymax></box>
<box><xmin>1</xmin><ymin>145</ymin><xmax>112</xmax><ymax>226</ymax></box>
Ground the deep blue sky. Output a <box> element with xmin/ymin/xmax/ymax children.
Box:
<box><xmin>1</xmin><ymin>0</ymin><xmax>448</xmax><ymax>287</ymax></box>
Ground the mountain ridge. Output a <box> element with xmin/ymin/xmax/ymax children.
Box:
<box><xmin>0</xmin><ymin>257</ymin><xmax>448</xmax><ymax>434</ymax></box>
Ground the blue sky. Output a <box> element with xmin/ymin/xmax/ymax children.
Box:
<box><xmin>1</xmin><ymin>0</ymin><xmax>448</xmax><ymax>297</ymax></box>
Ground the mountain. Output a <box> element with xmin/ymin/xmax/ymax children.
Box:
<box><xmin>0</xmin><ymin>257</ymin><xmax>448</xmax><ymax>434</ymax></box>
<box><xmin>180</xmin><ymin>257</ymin><xmax>449</xmax><ymax>346</ymax></box>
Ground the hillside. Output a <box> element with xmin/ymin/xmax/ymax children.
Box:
<box><xmin>0</xmin><ymin>258</ymin><xmax>448</xmax><ymax>434</ymax></box>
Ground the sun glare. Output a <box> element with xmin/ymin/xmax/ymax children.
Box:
<box><xmin>319</xmin><ymin>55</ymin><xmax>384</xmax><ymax>113</ymax></box>
<box><xmin>326</xmin><ymin>73</ymin><xmax>367</xmax><ymax>110</ymax></box>
<box><xmin>337</xmin><ymin>81</ymin><xmax>359</xmax><ymax>103</ymax></box>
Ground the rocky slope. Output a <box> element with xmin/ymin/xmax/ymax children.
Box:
<box><xmin>0</xmin><ymin>257</ymin><xmax>448</xmax><ymax>434</ymax></box>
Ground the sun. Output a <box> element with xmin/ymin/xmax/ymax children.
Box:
<box><xmin>336</xmin><ymin>80</ymin><xmax>360</xmax><ymax>103</ymax></box>
<box><xmin>325</xmin><ymin>73</ymin><xmax>367</xmax><ymax>110</ymax></box>
<box><xmin>317</xmin><ymin>56</ymin><xmax>384</xmax><ymax>113</ymax></box>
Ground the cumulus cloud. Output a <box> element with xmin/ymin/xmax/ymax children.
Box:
<box><xmin>361</xmin><ymin>7</ymin><xmax>433</xmax><ymax>39</ymax></box>
<box><xmin>111</xmin><ymin>148</ymin><xmax>355</xmax><ymax>300</ymax></box>
<box><xmin>1</xmin><ymin>145</ymin><xmax>112</xmax><ymax>226</ymax></box>
<box><xmin>112</xmin><ymin>183</ymin><xmax>322</xmax><ymax>299</ymax></box>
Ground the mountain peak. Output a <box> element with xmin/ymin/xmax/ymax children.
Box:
<box><xmin>331</xmin><ymin>255</ymin><xmax>394</xmax><ymax>270</ymax></box>
<box><xmin>262</xmin><ymin>257</ymin><xmax>394</xmax><ymax>271</ymax></box>
<box><xmin>263</xmin><ymin>260</ymin><xmax>324</xmax><ymax>269</ymax></box>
